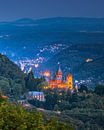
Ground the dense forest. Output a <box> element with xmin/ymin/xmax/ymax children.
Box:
<box><xmin>0</xmin><ymin>99</ymin><xmax>73</xmax><ymax>130</ymax></box>
<box><xmin>0</xmin><ymin>54</ymin><xmax>44</xmax><ymax>98</ymax></box>
<box><xmin>0</xmin><ymin>54</ymin><xmax>26</xmax><ymax>98</ymax></box>
<box><xmin>28</xmin><ymin>83</ymin><xmax>104</xmax><ymax>130</ymax></box>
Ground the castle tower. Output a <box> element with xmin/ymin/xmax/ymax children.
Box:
<box><xmin>66</xmin><ymin>74</ymin><xmax>73</xmax><ymax>90</ymax></box>
<box><xmin>56</xmin><ymin>64</ymin><xmax>62</xmax><ymax>84</ymax></box>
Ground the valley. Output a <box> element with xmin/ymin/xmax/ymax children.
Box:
<box><xmin>0</xmin><ymin>17</ymin><xmax>104</xmax><ymax>87</ymax></box>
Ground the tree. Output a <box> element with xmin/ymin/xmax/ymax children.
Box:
<box><xmin>0</xmin><ymin>78</ymin><xmax>10</xmax><ymax>95</ymax></box>
<box><xmin>94</xmin><ymin>84</ymin><xmax>104</xmax><ymax>96</ymax></box>
<box><xmin>54</xmin><ymin>104</ymin><xmax>59</xmax><ymax>111</ymax></box>
<box><xmin>0</xmin><ymin>102</ymin><xmax>73</xmax><ymax>130</ymax></box>
<box><xmin>25</xmin><ymin>70</ymin><xmax>45</xmax><ymax>91</ymax></box>
<box><xmin>25</xmin><ymin>70</ymin><xmax>35</xmax><ymax>91</ymax></box>
<box><xmin>79</xmin><ymin>84</ymin><xmax>88</xmax><ymax>93</ymax></box>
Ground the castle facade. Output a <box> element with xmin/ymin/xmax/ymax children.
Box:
<box><xmin>48</xmin><ymin>65</ymin><xmax>73</xmax><ymax>90</ymax></box>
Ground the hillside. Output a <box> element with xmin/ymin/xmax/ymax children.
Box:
<box><xmin>46</xmin><ymin>43</ymin><xmax>104</xmax><ymax>87</ymax></box>
<box><xmin>0</xmin><ymin>54</ymin><xmax>26</xmax><ymax>97</ymax></box>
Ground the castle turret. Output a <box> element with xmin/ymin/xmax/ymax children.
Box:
<box><xmin>66</xmin><ymin>74</ymin><xmax>73</xmax><ymax>90</ymax></box>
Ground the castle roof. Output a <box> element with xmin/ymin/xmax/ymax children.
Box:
<box><xmin>56</xmin><ymin>64</ymin><xmax>62</xmax><ymax>74</ymax></box>
<box><xmin>58</xmin><ymin>65</ymin><xmax>62</xmax><ymax>72</ymax></box>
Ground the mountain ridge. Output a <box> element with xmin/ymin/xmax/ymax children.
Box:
<box><xmin>1</xmin><ymin>17</ymin><xmax>104</xmax><ymax>23</ymax></box>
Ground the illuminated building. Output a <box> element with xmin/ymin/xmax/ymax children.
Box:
<box><xmin>66</xmin><ymin>74</ymin><xmax>73</xmax><ymax>90</ymax></box>
<box><xmin>26</xmin><ymin>91</ymin><xmax>45</xmax><ymax>102</ymax></box>
<box><xmin>46</xmin><ymin>64</ymin><xmax>73</xmax><ymax>90</ymax></box>
<box><xmin>43</xmin><ymin>71</ymin><xmax>51</xmax><ymax>82</ymax></box>
<box><xmin>56</xmin><ymin>65</ymin><xmax>62</xmax><ymax>84</ymax></box>
<box><xmin>43</xmin><ymin>71</ymin><xmax>50</xmax><ymax>77</ymax></box>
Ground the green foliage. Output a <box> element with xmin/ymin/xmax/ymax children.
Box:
<box><xmin>54</xmin><ymin>104</ymin><xmax>59</xmax><ymax>111</ymax></box>
<box><xmin>0</xmin><ymin>54</ymin><xmax>26</xmax><ymax>99</ymax></box>
<box><xmin>25</xmin><ymin>70</ymin><xmax>35</xmax><ymax>90</ymax></box>
<box><xmin>0</xmin><ymin>102</ymin><xmax>73</xmax><ymax>130</ymax></box>
<box><xmin>45</xmin><ymin>117</ymin><xmax>73</xmax><ymax>130</ymax></box>
<box><xmin>0</xmin><ymin>77</ymin><xmax>10</xmax><ymax>95</ymax></box>
<box><xmin>28</xmin><ymin>87</ymin><xmax>104</xmax><ymax>130</ymax></box>
<box><xmin>0</xmin><ymin>54</ymin><xmax>25</xmax><ymax>82</ymax></box>
<box><xmin>25</xmin><ymin>70</ymin><xmax>45</xmax><ymax>91</ymax></box>
<box><xmin>0</xmin><ymin>54</ymin><xmax>46</xmax><ymax>98</ymax></box>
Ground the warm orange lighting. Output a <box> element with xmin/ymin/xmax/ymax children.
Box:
<box><xmin>43</xmin><ymin>71</ymin><xmax>50</xmax><ymax>77</ymax></box>
<box><xmin>66</xmin><ymin>74</ymin><xmax>73</xmax><ymax>89</ymax></box>
<box><xmin>1</xmin><ymin>95</ymin><xmax>8</xmax><ymax>99</ymax></box>
<box><xmin>45</xmin><ymin>65</ymin><xmax>73</xmax><ymax>90</ymax></box>
<box><xmin>44</xmin><ymin>86</ymin><xmax>50</xmax><ymax>89</ymax></box>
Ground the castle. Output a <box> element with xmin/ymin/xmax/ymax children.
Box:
<box><xmin>45</xmin><ymin>65</ymin><xmax>73</xmax><ymax>90</ymax></box>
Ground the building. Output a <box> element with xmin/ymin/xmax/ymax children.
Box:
<box><xmin>66</xmin><ymin>74</ymin><xmax>73</xmax><ymax>89</ymax></box>
<box><xmin>26</xmin><ymin>91</ymin><xmax>45</xmax><ymax>102</ymax></box>
<box><xmin>48</xmin><ymin>65</ymin><xmax>73</xmax><ymax>90</ymax></box>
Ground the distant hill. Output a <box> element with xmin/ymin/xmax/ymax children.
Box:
<box><xmin>46</xmin><ymin>43</ymin><xmax>104</xmax><ymax>87</ymax></box>
<box><xmin>1</xmin><ymin>17</ymin><xmax>104</xmax><ymax>30</ymax></box>
<box><xmin>0</xmin><ymin>17</ymin><xmax>104</xmax><ymax>57</ymax></box>
<box><xmin>13</xmin><ymin>18</ymin><xmax>36</xmax><ymax>24</ymax></box>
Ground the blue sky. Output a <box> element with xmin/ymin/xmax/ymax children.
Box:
<box><xmin>0</xmin><ymin>0</ymin><xmax>104</xmax><ymax>21</ymax></box>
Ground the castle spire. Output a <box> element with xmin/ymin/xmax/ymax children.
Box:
<box><xmin>56</xmin><ymin>62</ymin><xmax>62</xmax><ymax>83</ymax></box>
<box><xmin>58</xmin><ymin>63</ymin><xmax>62</xmax><ymax>73</ymax></box>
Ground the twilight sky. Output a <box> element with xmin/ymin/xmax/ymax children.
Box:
<box><xmin>0</xmin><ymin>0</ymin><xmax>104</xmax><ymax>21</ymax></box>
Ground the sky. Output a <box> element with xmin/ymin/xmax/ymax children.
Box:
<box><xmin>0</xmin><ymin>0</ymin><xmax>104</xmax><ymax>21</ymax></box>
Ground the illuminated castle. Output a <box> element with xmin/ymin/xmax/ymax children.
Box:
<box><xmin>45</xmin><ymin>65</ymin><xmax>73</xmax><ymax>90</ymax></box>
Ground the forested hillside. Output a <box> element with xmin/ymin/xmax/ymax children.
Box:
<box><xmin>0</xmin><ymin>54</ymin><xmax>26</xmax><ymax>98</ymax></box>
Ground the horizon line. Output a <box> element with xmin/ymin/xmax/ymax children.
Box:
<box><xmin>0</xmin><ymin>16</ymin><xmax>104</xmax><ymax>22</ymax></box>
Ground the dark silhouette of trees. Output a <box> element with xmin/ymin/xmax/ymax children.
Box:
<box><xmin>79</xmin><ymin>84</ymin><xmax>88</xmax><ymax>93</ymax></box>
<box><xmin>94</xmin><ymin>84</ymin><xmax>104</xmax><ymax>96</ymax></box>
